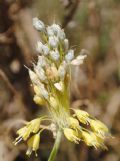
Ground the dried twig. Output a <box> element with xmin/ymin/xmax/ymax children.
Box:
<box><xmin>0</xmin><ymin>27</ymin><xmax>14</xmax><ymax>44</ymax></box>
<box><xmin>0</xmin><ymin>69</ymin><xmax>17</xmax><ymax>95</ymax></box>
<box><xmin>62</xmin><ymin>0</ymin><xmax>80</xmax><ymax>28</ymax></box>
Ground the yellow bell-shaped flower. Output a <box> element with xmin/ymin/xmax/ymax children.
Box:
<box><xmin>28</xmin><ymin>118</ymin><xmax>41</xmax><ymax>133</ymax></box>
<box><xmin>63</xmin><ymin>128</ymin><xmax>80</xmax><ymax>144</ymax></box>
<box><xmin>15</xmin><ymin>126</ymin><xmax>31</xmax><ymax>142</ymax></box>
<box><xmin>68</xmin><ymin>117</ymin><xmax>80</xmax><ymax>130</ymax></box>
<box><xmin>74</xmin><ymin>109</ymin><xmax>90</xmax><ymax>124</ymax></box>
<box><xmin>90</xmin><ymin>120</ymin><xmax>108</xmax><ymax>136</ymax></box>
<box><xmin>82</xmin><ymin>131</ymin><xmax>100</xmax><ymax>148</ymax></box>
<box><xmin>26</xmin><ymin>133</ymin><xmax>40</xmax><ymax>157</ymax></box>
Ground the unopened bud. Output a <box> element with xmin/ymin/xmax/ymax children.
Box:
<box><xmin>29</xmin><ymin>69</ymin><xmax>39</xmax><ymax>84</ymax></box>
<box><xmin>33</xmin><ymin>95</ymin><xmax>45</xmax><ymax>105</ymax></box>
<box><xmin>34</xmin><ymin>66</ymin><xmax>47</xmax><ymax>81</ymax></box>
<box><xmin>58</xmin><ymin>62</ymin><xmax>67</xmax><ymax>80</ymax></box>
<box><xmin>64</xmin><ymin>39</ymin><xmax>69</xmax><ymax>51</ymax></box>
<box><xmin>65</xmin><ymin>49</ymin><xmax>74</xmax><ymax>62</ymax></box>
<box><xmin>50</xmin><ymin>49</ymin><xmax>60</xmax><ymax>61</ymax></box>
<box><xmin>33</xmin><ymin>17</ymin><xmax>45</xmax><ymax>31</ymax></box>
<box><xmin>58</xmin><ymin>29</ymin><xmax>65</xmax><ymax>40</ymax></box>
<box><xmin>54</xmin><ymin>81</ymin><xmax>64</xmax><ymax>91</ymax></box>
<box><xmin>46</xmin><ymin>66</ymin><xmax>58</xmax><ymax>80</ymax></box>
<box><xmin>49</xmin><ymin>36</ymin><xmax>59</xmax><ymax>48</ymax></box>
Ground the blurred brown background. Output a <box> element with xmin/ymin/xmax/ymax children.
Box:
<box><xmin>0</xmin><ymin>0</ymin><xmax>120</xmax><ymax>161</ymax></box>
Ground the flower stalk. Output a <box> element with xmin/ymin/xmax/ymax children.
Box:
<box><xmin>48</xmin><ymin>130</ymin><xmax>62</xmax><ymax>161</ymax></box>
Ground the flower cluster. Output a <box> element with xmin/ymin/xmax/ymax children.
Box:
<box><xmin>14</xmin><ymin>17</ymin><xmax>109</xmax><ymax>157</ymax></box>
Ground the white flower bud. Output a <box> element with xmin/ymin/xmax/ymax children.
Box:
<box><xmin>51</xmin><ymin>24</ymin><xmax>61</xmax><ymax>35</ymax></box>
<box><xmin>33</xmin><ymin>17</ymin><xmax>45</xmax><ymax>31</ymax></box>
<box><xmin>47</xmin><ymin>24</ymin><xmax>61</xmax><ymax>36</ymax></box>
<box><xmin>50</xmin><ymin>49</ymin><xmax>60</xmax><ymax>61</ymax></box>
<box><xmin>36</xmin><ymin>42</ymin><xmax>49</xmax><ymax>55</ymax></box>
<box><xmin>47</xmin><ymin>26</ymin><xmax>54</xmax><ymax>36</ymax></box>
<box><xmin>36</xmin><ymin>41</ymin><xmax>43</xmax><ymax>53</ymax></box>
<box><xmin>34</xmin><ymin>66</ymin><xmax>47</xmax><ymax>81</ymax></box>
<box><xmin>64</xmin><ymin>39</ymin><xmax>69</xmax><ymax>51</ymax></box>
<box><xmin>37</xmin><ymin>56</ymin><xmax>47</xmax><ymax>67</ymax></box>
<box><xmin>65</xmin><ymin>49</ymin><xmax>74</xmax><ymax>62</ymax></box>
<box><xmin>28</xmin><ymin>69</ymin><xmax>39</xmax><ymax>84</ymax></box>
<box><xmin>54</xmin><ymin>81</ymin><xmax>64</xmax><ymax>91</ymax></box>
<box><xmin>71</xmin><ymin>59</ymin><xmax>83</xmax><ymax>65</ymax></box>
<box><xmin>71</xmin><ymin>55</ymin><xmax>87</xmax><ymax>66</ymax></box>
<box><xmin>42</xmin><ymin>45</ymin><xmax>49</xmax><ymax>55</ymax></box>
<box><xmin>46</xmin><ymin>65</ymin><xmax>58</xmax><ymax>80</ymax></box>
<box><xmin>76</xmin><ymin>55</ymin><xmax>87</xmax><ymax>60</ymax></box>
<box><xmin>58</xmin><ymin>29</ymin><xmax>65</xmax><ymax>40</ymax></box>
<box><xmin>39</xmin><ymin>83</ymin><xmax>49</xmax><ymax>99</ymax></box>
<box><xmin>49</xmin><ymin>36</ymin><xmax>59</xmax><ymax>48</ymax></box>
<box><xmin>58</xmin><ymin>62</ymin><xmax>67</xmax><ymax>80</ymax></box>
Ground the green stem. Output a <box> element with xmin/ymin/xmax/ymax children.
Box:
<box><xmin>48</xmin><ymin>130</ymin><xmax>62</xmax><ymax>161</ymax></box>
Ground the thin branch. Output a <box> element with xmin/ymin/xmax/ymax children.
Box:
<box><xmin>62</xmin><ymin>0</ymin><xmax>80</xmax><ymax>28</ymax></box>
<box><xmin>0</xmin><ymin>69</ymin><xmax>17</xmax><ymax>95</ymax></box>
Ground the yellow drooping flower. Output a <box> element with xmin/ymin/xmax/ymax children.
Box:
<box><xmin>68</xmin><ymin>117</ymin><xmax>80</xmax><ymax>130</ymax></box>
<box><xmin>27</xmin><ymin>118</ymin><xmax>42</xmax><ymax>133</ymax></box>
<box><xmin>15</xmin><ymin>126</ymin><xmax>30</xmax><ymax>144</ymax></box>
<box><xmin>81</xmin><ymin>131</ymin><xmax>100</xmax><ymax>148</ymax></box>
<box><xmin>82</xmin><ymin>130</ymin><xmax>107</xmax><ymax>149</ymax></box>
<box><xmin>63</xmin><ymin>128</ymin><xmax>80</xmax><ymax>144</ymax></box>
<box><xmin>26</xmin><ymin>133</ymin><xmax>40</xmax><ymax>157</ymax></box>
<box><xmin>73</xmin><ymin>109</ymin><xmax>90</xmax><ymax>124</ymax></box>
<box><xmin>90</xmin><ymin>120</ymin><xmax>108</xmax><ymax>136</ymax></box>
<box><xmin>14</xmin><ymin>118</ymin><xmax>43</xmax><ymax>145</ymax></box>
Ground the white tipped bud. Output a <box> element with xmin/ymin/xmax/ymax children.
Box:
<box><xmin>71</xmin><ymin>55</ymin><xmax>87</xmax><ymax>66</ymax></box>
<box><xmin>34</xmin><ymin>66</ymin><xmax>47</xmax><ymax>81</ymax></box>
<box><xmin>50</xmin><ymin>49</ymin><xmax>60</xmax><ymax>61</ymax></box>
<box><xmin>36</xmin><ymin>42</ymin><xmax>49</xmax><ymax>55</ymax></box>
<box><xmin>46</xmin><ymin>65</ymin><xmax>58</xmax><ymax>80</ymax></box>
<box><xmin>47</xmin><ymin>24</ymin><xmax>61</xmax><ymax>36</ymax></box>
<box><xmin>54</xmin><ymin>81</ymin><xmax>64</xmax><ymax>91</ymax></box>
<box><xmin>58</xmin><ymin>62</ymin><xmax>67</xmax><ymax>80</ymax></box>
<box><xmin>49</xmin><ymin>36</ymin><xmax>59</xmax><ymax>48</ymax></box>
<box><xmin>39</xmin><ymin>83</ymin><xmax>49</xmax><ymax>99</ymax></box>
<box><xmin>71</xmin><ymin>59</ymin><xmax>83</xmax><ymax>66</ymax></box>
<box><xmin>41</xmin><ymin>88</ymin><xmax>49</xmax><ymax>99</ymax></box>
<box><xmin>58</xmin><ymin>29</ymin><xmax>65</xmax><ymax>40</ymax></box>
<box><xmin>51</xmin><ymin>24</ymin><xmax>61</xmax><ymax>34</ymax></box>
<box><xmin>29</xmin><ymin>69</ymin><xmax>39</xmax><ymax>84</ymax></box>
<box><xmin>76</xmin><ymin>55</ymin><xmax>87</xmax><ymax>60</ymax></box>
<box><xmin>42</xmin><ymin>45</ymin><xmax>49</xmax><ymax>55</ymax></box>
<box><xmin>36</xmin><ymin>41</ymin><xmax>43</xmax><ymax>53</ymax></box>
<box><xmin>34</xmin><ymin>82</ymin><xmax>49</xmax><ymax>100</ymax></box>
<box><xmin>38</xmin><ymin>56</ymin><xmax>47</xmax><ymax>67</ymax></box>
<box><xmin>64</xmin><ymin>39</ymin><xmax>69</xmax><ymax>51</ymax></box>
<box><xmin>65</xmin><ymin>49</ymin><xmax>74</xmax><ymax>62</ymax></box>
<box><xmin>33</xmin><ymin>17</ymin><xmax>45</xmax><ymax>31</ymax></box>
<box><xmin>47</xmin><ymin>26</ymin><xmax>54</xmax><ymax>36</ymax></box>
